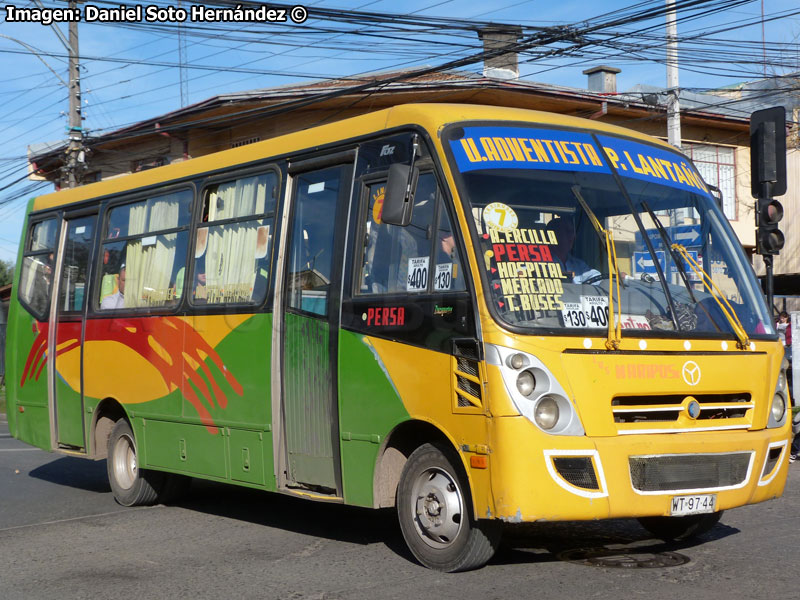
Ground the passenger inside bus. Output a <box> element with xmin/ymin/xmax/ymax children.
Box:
<box><xmin>100</xmin><ymin>265</ymin><xmax>126</xmax><ymax>310</ymax></box>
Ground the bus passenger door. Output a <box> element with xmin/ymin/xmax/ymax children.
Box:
<box><xmin>279</xmin><ymin>161</ymin><xmax>352</xmax><ymax>494</ymax></box>
<box><xmin>50</xmin><ymin>213</ymin><xmax>97</xmax><ymax>450</ymax></box>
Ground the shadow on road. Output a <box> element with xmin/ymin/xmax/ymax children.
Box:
<box><xmin>29</xmin><ymin>456</ymin><xmax>111</xmax><ymax>493</ymax></box>
<box><xmin>179</xmin><ymin>478</ymin><xmax>414</xmax><ymax>558</ymax></box>
<box><xmin>494</xmin><ymin>518</ymin><xmax>740</xmax><ymax>568</ymax></box>
<box><xmin>24</xmin><ymin>457</ymin><xmax>741</xmax><ymax>569</ymax></box>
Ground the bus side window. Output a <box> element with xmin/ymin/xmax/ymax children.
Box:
<box><xmin>433</xmin><ymin>197</ymin><xmax>466</xmax><ymax>293</ymax></box>
<box><xmin>98</xmin><ymin>189</ymin><xmax>193</xmax><ymax>311</ymax></box>
<box><xmin>18</xmin><ymin>218</ymin><xmax>59</xmax><ymax>319</ymax></box>
<box><xmin>359</xmin><ymin>173</ymin><xmax>437</xmax><ymax>294</ymax></box>
<box><xmin>358</xmin><ymin>173</ymin><xmax>465</xmax><ymax>295</ymax></box>
<box><xmin>192</xmin><ymin>172</ymin><xmax>277</xmax><ymax>306</ymax></box>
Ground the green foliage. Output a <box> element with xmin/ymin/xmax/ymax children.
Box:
<box><xmin>0</xmin><ymin>259</ymin><xmax>13</xmax><ymax>287</ymax></box>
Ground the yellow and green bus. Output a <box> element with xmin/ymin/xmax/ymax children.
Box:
<box><xmin>6</xmin><ymin>104</ymin><xmax>791</xmax><ymax>571</ymax></box>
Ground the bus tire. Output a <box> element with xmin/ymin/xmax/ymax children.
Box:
<box><xmin>637</xmin><ymin>511</ymin><xmax>723</xmax><ymax>541</ymax></box>
<box><xmin>397</xmin><ymin>443</ymin><xmax>501</xmax><ymax>572</ymax></box>
<box><xmin>107</xmin><ymin>419</ymin><xmax>162</xmax><ymax>507</ymax></box>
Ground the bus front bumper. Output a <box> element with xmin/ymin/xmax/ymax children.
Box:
<box><xmin>486</xmin><ymin>416</ymin><xmax>791</xmax><ymax>522</ymax></box>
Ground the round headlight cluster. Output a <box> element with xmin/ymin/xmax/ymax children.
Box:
<box><xmin>771</xmin><ymin>393</ymin><xmax>786</xmax><ymax>423</ymax></box>
<box><xmin>534</xmin><ymin>396</ymin><xmax>560</xmax><ymax>430</ymax></box>
<box><xmin>516</xmin><ymin>371</ymin><xmax>535</xmax><ymax>396</ymax></box>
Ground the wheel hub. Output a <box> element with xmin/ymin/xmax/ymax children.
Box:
<box><xmin>411</xmin><ymin>468</ymin><xmax>464</xmax><ymax>548</ymax></box>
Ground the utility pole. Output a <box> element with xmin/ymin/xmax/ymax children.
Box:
<box><xmin>66</xmin><ymin>0</ymin><xmax>84</xmax><ymax>188</ymax></box>
<box><xmin>33</xmin><ymin>0</ymin><xmax>86</xmax><ymax>187</ymax></box>
<box><xmin>665</xmin><ymin>0</ymin><xmax>681</xmax><ymax>150</ymax></box>
<box><xmin>178</xmin><ymin>0</ymin><xmax>188</xmax><ymax>106</ymax></box>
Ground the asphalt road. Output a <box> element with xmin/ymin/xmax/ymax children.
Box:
<box><xmin>1</xmin><ymin>412</ymin><xmax>797</xmax><ymax>599</ymax></box>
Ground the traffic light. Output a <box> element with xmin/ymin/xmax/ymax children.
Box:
<box><xmin>756</xmin><ymin>197</ymin><xmax>784</xmax><ymax>255</ymax></box>
<box><xmin>750</xmin><ymin>107</ymin><xmax>787</xmax><ymax>258</ymax></box>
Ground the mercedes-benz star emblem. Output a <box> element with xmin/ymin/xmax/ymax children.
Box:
<box><xmin>682</xmin><ymin>361</ymin><xmax>701</xmax><ymax>386</ymax></box>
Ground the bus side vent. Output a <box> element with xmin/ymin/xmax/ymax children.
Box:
<box><xmin>629</xmin><ymin>453</ymin><xmax>752</xmax><ymax>492</ymax></box>
<box><xmin>452</xmin><ymin>339</ymin><xmax>483</xmax><ymax>411</ymax></box>
<box><xmin>457</xmin><ymin>375</ymin><xmax>482</xmax><ymax>400</ymax></box>
<box><xmin>553</xmin><ymin>457</ymin><xmax>599</xmax><ymax>490</ymax></box>
<box><xmin>456</xmin><ymin>356</ymin><xmax>479</xmax><ymax>377</ymax></box>
<box><xmin>453</xmin><ymin>338</ymin><xmax>481</xmax><ymax>361</ymax></box>
<box><xmin>761</xmin><ymin>446</ymin><xmax>783</xmax><ymax>479</ymax></box>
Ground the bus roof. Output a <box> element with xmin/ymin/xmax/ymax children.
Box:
<box><xmin>31</xmin><ymin>103</ymin><xmax>675</xmax><ymax>212</ymax></box>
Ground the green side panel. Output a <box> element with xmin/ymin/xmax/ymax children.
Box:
<box><xmin>181</xmin><ymin>313</ymin><xmax>273</xmax><ymax>430</ymax></box>
<box><xmin>136</xmin><ymin>313</ymin><xmax>275</xmax><ymax>488</ymax></box>
<box><xmin>55</xmin><ymin>375</ymin><xmax>84</xmax><ymax>448</ymax></box>
<box><xmin>283</xmin><ymin>312</ymin><xmax>337</xmax><ymax>490</ymax></box>
<box><xmin>11</xmin><ymin>405</ymin><xmax>50</xmax><ymax>451</ymax></box>
<box><xmin>143</xmin><ymin>419</ymin><xmax>227</xmax><ymax>479</ymax></box>
<box><xmin>5</xmin><ymin>203</ymin><xmax>51</xmax><ymax>450</ymax></box>
<box><xmin>338</xmin><ymin>330</ymin><xmax>411</xmax><ymax>507</ymax></box>
<box><xmin>229</xmin><ymin>428</ymin><xmax>266</xmax><ymax>485</ymax></box>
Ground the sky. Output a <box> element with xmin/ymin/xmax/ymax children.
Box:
<box><xmin>0</xmin><ymin>0</ymin><xmax>798</xmax><ymax>262</ymax></box>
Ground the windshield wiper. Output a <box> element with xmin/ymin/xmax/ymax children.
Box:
<box><xmin>571</xmin><ymin>185</ymin><xmax>622</xmax><ymax>350</ymax></box>
<box><xmin>639</xmin><ymin>202</ymin><xmax>748</xmax><ymax>348</ymax></box>
<box><xmin>670</xmin><ymin>243</ymin><xmax>750</xmax><ymax>349</ymax></box>
<box><xmin>639</xmin><ymin>201</ymin><xmax>723</xmax><ymax>335</ymax></box>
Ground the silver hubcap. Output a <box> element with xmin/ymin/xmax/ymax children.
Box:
<box><xmin>410</xmin><ymin>467</ymin><xmax>464</xmax><ymax>548</ymax></box>
<box><xmin>112</xmin><ymin>434</ymin><xmax>137</xmax><ymax>490</ymax></box>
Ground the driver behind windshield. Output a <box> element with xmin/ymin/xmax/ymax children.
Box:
<box><xmin>546</xmin><ymin>217</ymin><xmax>601</xmax><ymax>284</ymax></box>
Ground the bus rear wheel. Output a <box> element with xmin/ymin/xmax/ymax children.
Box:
<box><xmin>107</xmin><ymin>419</ymin><xmax>163</xmax><ymax>507</ymax></box>
<box><xmin>637</xmin><ymin>511</ymin><xmax>723</xmax><ymax>541</ymax></box>
<box><xmin>397</xmin><ymin>443</ymin><xmax>501</xmax><ymax>572</ymax></box>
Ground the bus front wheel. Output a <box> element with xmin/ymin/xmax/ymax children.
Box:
<box><xmin>397</xmin><ymin>443</ymin><xmax>501</xmax><ymax>572</ymax></box>
<box><xmin>637</xmin><ymin>511</ymin><xmax>723</xmax><ymax>541</ymax></box>
<box><xmin>107</xmin><ymin>419</ymin><xmax>163</xmax><ymax>507</ymax></box>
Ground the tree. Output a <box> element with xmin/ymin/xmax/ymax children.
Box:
<box><xmin>0</xmin><ymin>259</ymin><xmax>14</xmax><ymax>287</ymax></box>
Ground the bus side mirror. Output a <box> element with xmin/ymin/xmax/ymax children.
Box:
<box><xmin>382</xmin><ymin>163</ymin><xmax>418</xmax><ymax>226</ymax></box>
<box><xmin>707</xmin><ymin>184</ymin><xmax>723</xmax><ymax>210</ymax></box>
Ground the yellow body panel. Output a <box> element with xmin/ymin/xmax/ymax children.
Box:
<box><xmin>367</xmin><ymin>336</ymin><xmax>494</xmax><ymax>514</ymax></box>
<box><xmin>489</xmin><ymin>417</ymin><xmax>789</xmax><ymax>521</ymax></box>
<box><xmin>83</xmin><ymin>341</ymin><xmax>172</xmax><ymax>403</ymax></box>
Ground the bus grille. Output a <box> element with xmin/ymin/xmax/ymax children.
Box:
<box><xmin>612</xmin><ymin>393</ymin><xmax>753</xmax><ymax>433</ymax></box>
<box><xmin>629</xmin><ymin>452</ymin><xmax>752</xmax><ymax>492</ymax></box>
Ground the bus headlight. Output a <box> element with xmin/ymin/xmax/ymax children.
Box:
<box><xmin>768</xmin><ymin>362</ymin><xmax>790</xmax><ymax>429</ymax></box>
<box><xmin>516</xmin><ymin>371</ymin><xmax>535</xmax><ymax>396</ymax></box>
<box><xmin>534</xmin><ymin>396</ymin><xmax>559</xmax><ymax>430</ymax></box>
<box><xmin>777</xmin><ymin>371</ymin><xmax>787</xmax><ymax>393</ymax></box>
<box><xmin>485</xmin><ymin>344</ymin><xmax>585</xmax><ymax>436</ymax></box>
<box><xmin>507</xmin><ymin>353</ymin><xmax>527</xmax><ymax>370</ymax></box>
<box><xmin>771</xmin><ymin>393</ymin><xmax>786</xmax><ymax>423</ymax></box>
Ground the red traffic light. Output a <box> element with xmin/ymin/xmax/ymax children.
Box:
<box><xmin>758</xmin><ymin>198</ymin><xmax>783</xmax><ymax>225</ymax></box>
<box><xmin>756</xmin><ymin>197</ymin><xmax>784</xmax><ymax>255</ymax></box>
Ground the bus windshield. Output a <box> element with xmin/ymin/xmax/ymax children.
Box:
<box><xmin>446</xmin><ymin>124</ymin><xmax>773</xmax><ymax>338</ymax></box>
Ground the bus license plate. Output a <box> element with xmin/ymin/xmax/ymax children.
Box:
<box><xmin>670</xmin><ymin>494</ymin><xmax>716</xmax><ymax>516</ymax></box>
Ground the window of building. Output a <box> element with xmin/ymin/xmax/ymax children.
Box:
<box><xmin>99</xmin><ymin>189</ymin><xmax>193</xmax><ymax>310</ymax></box>
<box><xmin>192</xmin><ymin>172</ymin><xmax>278</xmax><ymax>305</ymax></box>
<box><xmin>685</xmin><ymin>143</ymin><xmax>736</xmax><ymax>220</ymax></box>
